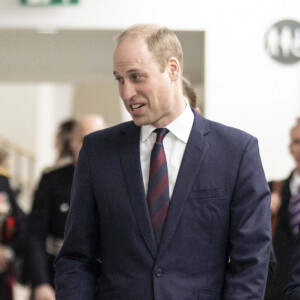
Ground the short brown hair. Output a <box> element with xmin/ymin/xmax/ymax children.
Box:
<box><xmin>182</xmin><ymin>77</ymin><xmax>197</xmax><ymax>108</ymax></box>
<box><xmin>117</xmin><ymin>24</ymin><xmax>183</xmax><ymax>73</ymax></box>
<box><xmin>57</xmin><ymin>119</ymin><xmax>77</xmax><ymax>160</ymax></box>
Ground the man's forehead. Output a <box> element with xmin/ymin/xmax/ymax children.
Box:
<box><xmin>114</xmin><ymin>37</ymin><xmax>151</xmax><ymax>61</ymax></box>
<box><xmin>113</xmin><ymin>49</ymin><xmax>157</xmax><ymax>75</ymax></box>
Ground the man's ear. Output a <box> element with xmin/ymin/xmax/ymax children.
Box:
<box><xmin>168</xmin><ymin>57</ymin><xmax>180</xmax><ymax>81</ymax></box>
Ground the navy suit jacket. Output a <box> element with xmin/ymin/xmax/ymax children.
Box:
<box><xmin>55</xmin><ymin>112</ymin><xmax>271</xmax><ymax>300</ymax></box>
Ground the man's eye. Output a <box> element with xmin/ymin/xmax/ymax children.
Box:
<box><xmin>131</xmin><ymin>74</ymin><xmax>142</xmax><ymax>81</ymax></box>
<box><xmin>116</xmin><ymin>77</ymin><xmax>124</xmax><ymax>85</ymax></box>
<box><xmin>292</xmin><ymin>139</ymin><xmax>300</xmax><ymax>145</ymax></box>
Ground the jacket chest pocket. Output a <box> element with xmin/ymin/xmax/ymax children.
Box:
<box><xmin>186</xmin><ymin>188</ymin><xmax>229</xmax><ymax>237</ymax></box>
<box><xmin>198</xmin><ymin>289</ymin><xmax>221</xmax><ymax>299</ymax></box>
<box><xmin>189</xmin><ymin>188</ymin><xmax>225</xmax><ymax>200</ymax></box>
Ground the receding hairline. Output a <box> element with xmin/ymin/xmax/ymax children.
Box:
<box><xmin>116</xmin><ymin>24</ymin><xmax>183</xmax><ymax>72</ymax></box>
<box><xmin>117</xmin><ymin>24</ymin><xmax>167</xmax><ymax>44</ymax></box>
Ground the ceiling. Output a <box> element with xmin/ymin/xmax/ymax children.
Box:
<box><xmin>0</xmin><ymin>29</ymin><xmax>204</xmax><ymax>85</ymax></box>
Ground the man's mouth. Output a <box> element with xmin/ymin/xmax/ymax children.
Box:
<box><xmin>131</xmin><ymin>104</ymin><xmax>144</xmax><ymax>111</ymax></box>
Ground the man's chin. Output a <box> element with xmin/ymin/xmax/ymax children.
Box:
<box><xmin>132</xmin><ymin>117</ymin><xmax>150</xmax><ymax>127</ymax></box>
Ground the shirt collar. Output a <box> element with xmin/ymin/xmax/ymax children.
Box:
<box><xmin>140</xmin><ymin>98</ymin><xmax>194</xmax><ymax>144</ymax></box>
<box><xmin>291</xmin><ymin>170</ymin><xmax>300</xmax><ymax>195</ymax></box>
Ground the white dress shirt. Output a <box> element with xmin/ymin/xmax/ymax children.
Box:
<box><xmin>140</xmin><ymin>100</ymin><xmax>194</xmax><ymax>198</ymax></box>
<box><xmin>290</xmin><ymin>170</ymin><xmax>300</xmax><ymax>196</ymax></box>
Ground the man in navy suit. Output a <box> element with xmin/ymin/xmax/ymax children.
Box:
<box><xmin>55</xmin><ymin>24</ymin><xmax>272</xmax><ymax>300</ymax></box>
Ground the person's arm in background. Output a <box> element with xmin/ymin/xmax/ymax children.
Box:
<box><xmin>28</xmin><ymin>175</ymin><xmax>55</xmax><ymax>300</ymax></box>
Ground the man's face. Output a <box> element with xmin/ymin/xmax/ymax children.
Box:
<box><xmin>290</xmin><ymin>125</ymin><xmax>300</xmax><ymax>171</ymax></box>
<box><xmin>113</xmin><ymin>37</ymin><xmax>179</xmax><ymax>128</ymax></box>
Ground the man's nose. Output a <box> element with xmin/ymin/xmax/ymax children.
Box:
<box><xmin>121</xmin><ymin>81</ymin><xmax>136</xmax><ymax>101</ymax></box>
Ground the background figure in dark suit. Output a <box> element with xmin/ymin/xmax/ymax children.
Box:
<box><xmin>28</xmin><ymin>116</ymin><xmax>106</xmax><ymax>300</ymax></box>
<box><xmin>265</xmin><ymin>119</ymin><xmax>300</xmax><ymax>299</ymax></box>
<box><xmin>0</xmin><ymin>148</ymin><xmax>26</xmax><ymax>300</ymax></box>
<box><xmin>28</xmin><ymin>119</ymin><xmax>77</xmax><ymax>300</ymax></box>
<box><xmin>55</xmin><ymin>24</ymin><xmax>271</xmax><ymax>300</ymax></box>
<box><xmin>283</xmin><ymin>227</ymin><xmax>300</xmax><ymax>299</ymax></box>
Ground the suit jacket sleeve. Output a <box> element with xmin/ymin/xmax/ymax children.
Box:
<box><xmin>224</xmin><ymin>137</ymin><xmax>272</xmax><ymax>299</ymax></box>
<box><xmin>28</xmin><ymin>174</ymin><xmax>52</xmax><ymax>287</ymax></box>
<box><xmin>284</xmin><ymin>231</ymin><xmax>300</xmax><ymax>300</ymax></box>
<box><xmin>54</xmin><ymin>137</ymin><xmax>101</xmax><ymax>300</ymax></box>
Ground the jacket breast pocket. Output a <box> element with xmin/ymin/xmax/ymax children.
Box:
<box><xmin>189</xmin><ymin>188</ymin><xmax>225</xmax><ymax>200</ymax></box>
<box><xmin>198</xmin><ymin>289</ymin><xmax>221</xmax><ymax>300</ymax></box>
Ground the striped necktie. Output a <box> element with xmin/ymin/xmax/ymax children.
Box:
<box><xmin>147</xmin><ymin>128</ymin><xmax>170</xmax><ymax>246</ymax></box>
<box><xmin>289</xmin><ymin>186</ymin><xmax>300</xmax><ymax>235</ymax></box>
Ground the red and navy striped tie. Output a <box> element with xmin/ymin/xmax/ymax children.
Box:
<box><xmin>147</xmin><ymin>128</ymin><xmax>170</xmax><ymax>246</ymax></box>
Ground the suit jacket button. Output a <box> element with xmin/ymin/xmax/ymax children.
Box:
<box><xmin>155</xmin><ymin>268</ymin><xmax>162</xmax><ymax>277</ymax></box>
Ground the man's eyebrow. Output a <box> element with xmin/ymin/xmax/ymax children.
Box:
<box><xmin>113</xmin><ymin>69</ymin><xmax>142</xmax><ymax>77</ymax></box>
<box><xmin>127</xmin><ymin>69</ymin><xmax>140</xmax><ymax>74</ymax></box>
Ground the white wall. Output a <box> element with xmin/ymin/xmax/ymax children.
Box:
<box><xmin>0</xmin><ymin>83</ymin><xmax>73</xmax><ymax>182</ymax></box>
<box><xmin>203</xmin><ymin>2</ymin><xmax>300</xmax><ymax>180</ymax></box>
<box><xmin>35</xmin><ymin>83</ymin><xmax>73</xmax><ymax>179</ymax></box>
<box><xmin>73</xmin><ymin>82</ymin><xmax>121</xmax><ymax>127</ymax></box>
<box><xmin>0</xmin><ymin>84</ymin><xmax>37</xmax><ymax>153</ymax></box>
<box><xmin>0</xmin><ymin>0</ymin><xmax>300</xmax><ymax>180</ymax></box>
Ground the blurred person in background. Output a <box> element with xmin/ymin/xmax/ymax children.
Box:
<box><xmin>28</xmin><ymin>115</ymin><xmax>106</xmax><ymax>300</ymax></box>
<box><xmin>0</xmin><ymin>148</ymin><xmax>26</xmax><ymax>300</ymax></box>
<box><xmin>265</xmin><ymin>118</ymin><xmax>300</xmax><ymax>299</ymax></box>
<box><xmin>0</xmin><ymin>149</ymin><xmax>10</xmax><ymax>177</ymax></box>
<box><xmin>54</xmin><ymin>119</ymin><xmax>77</xmax><ymax>166</ymax></box>
<box><xmin>182</xmin><ymin>76</ymin><xmax>201</xmax><ymax>114</ymax></box>
<box><xmin>70</xmin><ymin>115</ymin><xmax>106</xmax><ymax>164</ymax></box>
<box><xmin>283</xmin><ymin>227</ymin><xmax>300</xmax><ymax>299</ymax></box>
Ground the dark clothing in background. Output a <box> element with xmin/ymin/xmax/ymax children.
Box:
<box><xmin>0</xmin><ymin>174</ymin><xmax>26</xmax><ymax>300</ymax></box>
<box><xmin>264</xmin><ymin>244</ymin><xmax>277</xmax><ymax>299</ymax></box>
<box><xmin>283</xmin><ymin>229</ymin><xmax>300</xmax><ymax>299</ymax></box>
<box><xmin>28</xmin><ymin>163</ymin><xmax>74</xmax><ymax>288</ymax></box>
<box><xmin>265</xmin><ymin>173</ymin><xmax>294</xmax><ymax>299</ymax></box>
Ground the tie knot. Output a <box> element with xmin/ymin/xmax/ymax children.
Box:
<box><xmin>154</xmin><ymin>128</ymin><xmax>169</xmax><ymax>143</ymax></box>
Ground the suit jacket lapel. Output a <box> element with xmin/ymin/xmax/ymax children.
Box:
<box><xmin>118</xmin><ymin>122</ymin><xmax>157</xmax><ymax>258</ymax></box>
<box><xmin>158</xmin><ymin>113</ymin><xmax>210</xmax><ymax>257</ymax></box>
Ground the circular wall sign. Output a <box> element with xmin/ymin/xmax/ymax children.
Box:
<box><xmin>265</xmin><ymin>20</ymin><xmax>300</xmax><ymax>64</ymax></box>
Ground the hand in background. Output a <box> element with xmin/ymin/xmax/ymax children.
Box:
<box><xmin>34</xmin><ymin>284</ymin><xmax>56</xmax><ymax>300</ymax></box>
<box><xmin>270</xmin><ymin>192</ymin><xmax>282</xmax><ymax>215</ymax></box>
<box><xmin>0</xmin><ymin>245</ymin><xmax>9</xmax><ymax>273</ymax></box>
